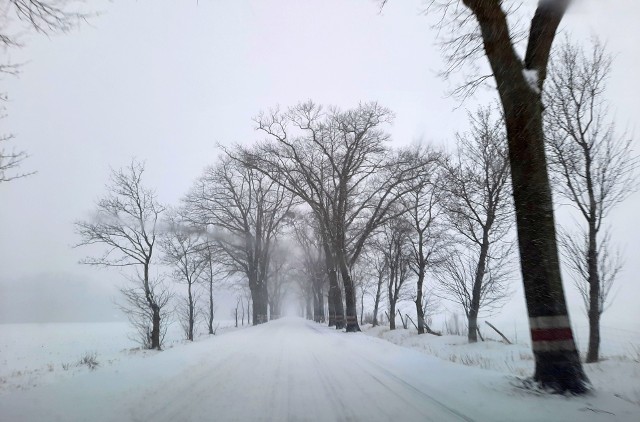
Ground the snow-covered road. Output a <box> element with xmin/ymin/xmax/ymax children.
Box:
<box><xmin>1</xmin><ymin>317</ymin><xmax>637</xmax><ymax>421</ymax></box>
<box><xmin>131</xmin><ymin>319</ymin><xmax>474</xmax><ymax>422</ymax></box>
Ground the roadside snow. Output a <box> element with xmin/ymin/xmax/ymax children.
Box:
<box><xmin>0</xmin><ymin>320</ymin><xmax>238</xmax><ymax>392</ymax></box>
<box><xmin>362</xmin><ymin>324</ymin><xmax>640</xmax><ymax>410</ymax></box>
<box><xmin>0</xmin><ymin>318</ymin><xmax>638</xmax><ymax>421</ymax></box>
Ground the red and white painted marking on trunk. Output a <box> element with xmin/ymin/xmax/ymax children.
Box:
<box><xmin>529</xmin><ymin>315</ymin><xmax>577</xmax><ymax>352</ymax></box>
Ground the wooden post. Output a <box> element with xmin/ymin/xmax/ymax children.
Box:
<box><xmin>418</xmin><ymin>316</ymin><xmax>442</xmax><ymax>336</ymax></box>
<box><xmin>397</xmin><ymin>310</ymin><xmax>407</xmax><ymax>329</ymax></box>
<box><xmin>485</xmin><ymin>321</ymin><xmax>513</xmax><ymax>344</ymax></box>
<box><xmin>405</xmin><ymin>314</ymin><xmax>419</xmax><ymax>331</ymax></box>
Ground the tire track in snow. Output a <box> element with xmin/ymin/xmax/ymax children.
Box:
<box><xmin>352</xmin><ymin>353</ymin><xmax>476</xmax><ymax>422</ymax></box>
<box><xmin>120</xmin><ymin>319</ymin><xmax>477</xmax><ymax>422</ymax></box>
<box><xmin>128</xmin><ymin>345</ymin><xmax>247</xmax><ymax>421</ymax></box>
<box><xmin>308</xmin><ymin>322</ymin><xmax>474</xmax><ymax>421</ymax></box>
<box><xmin>308</xmin><ymin>322</ymin><xmax>469</xmax><ymax>421</ymax></box>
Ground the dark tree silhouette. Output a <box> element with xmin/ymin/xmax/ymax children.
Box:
<box><xmin>439</xmin><ymin>107</ymin><xmax>512</xmax><ymax>343</ymax></box>
<box><xmin>545</xmin><ymin>37</ymin><xmax>638</xmax><ymax>363</ymax></box>
<box><xmin>385</xmin><ymin>0</ymin><xmax>590</xmax><ymax>392</ymax></box>
<box><xmin>239</xmin><ymin>101</ymin><xmax>429</xmax><ymax>332</ymax></box>
<box><xmin>75</xmin><ymin>160</ymin><xmax>167</xmax><ymax>349</ymax></box>
<box><xmin>184</xmin><ymin>155</ymin><xmax>294</xmax><ymax>325</ymax></box>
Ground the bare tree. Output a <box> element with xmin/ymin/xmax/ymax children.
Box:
<box><xmin>415</xmin><ymin>279</ymin><xmax>440</xmax><ymax>333</ymax></box>
<box><xmin>402</xmin><ymin>146</ymin><xmax>448</xmax><ymax>334</ymax></box>
<box><xmin>1</xmin><ymin>0</ymin><xmax>90</xmax><ymax>182</ymax></box>
<box><xmin>367</xmin><ymin>248</ymin><xmax>387</xmax><ymax>327</ymax></box>
<box><xmin>292</xmin><ymin>211</ymin><xmax>327</xmax><ymax>323</ymax></box>
<box><xmin>0</xmin><ymin>133</ymin><xmax>34</xmax><ymax>182</ymax></box>
<box><xmin>233</xmin><ymin>296</ymin><xmax>240</xmax><ymax>328</ymax></box>
<box><xmin>119</xmin><ymin>276</ymin><xmax>171</xmax><ymax>349</ymax></box>
<box><xmin>242</xmin><ymin>284</ymin><xmax>252</xmax><ymax>325</ymax></box>
<box><xmin>2</xmin><ymin>1</ymin><xmax>88</xmax><ymax>37</ymax></box>
<box><xmin>268</xmin><ymin>242</ymin><xmax>296</xmax><ymax>320</ymax></box>
<box><xmin>292</xmin><ymin>260</ymin><xmax>314</xmax><ymax>321</ymax></box>
<box><xmin>239</xmin><ymin>101</ymin><xmax>429</xmax><ymax>332</ymax></box>
<box><xmin>184</xmin><ymin>155</ymin><xmax>294</xmax><ymax>325</ymax></box>
<box><xmin>386</xmin><ymin>0</ymin><xmax>592</xmax><ymax>391</ymax></box>
<box><xmin>417</xmin><ymin>0</ymin><xmax>589</xmax><ymax>392</ymax></box>
<box><xmin>437</xmin><ymin>244</ymin><xmax>511</xmax><ymax>330</ymax></box>
<box><xmin>1</xmin><ymin>67</ymin><xmax>32</xmax><ymax>182</ymax></box>
<box><xmin>350</xmin><ymin>256</ymin><xmax>375</xmax><ymax>326</ymax></box>
<box><xmin>75</xmin><ymin>159</ymin><xmax>167</xmax><ymax>349</ymax></box>
<box><xmin>438</xmin><ymin>107</ymin><xmax>513</xmax><ymax>343</ymax></box>
<box><xmin>545</xmin><ymin>37</ymin><xmax>638</xmax><ymax>363</ymax></box>
<box><xmin>373</xmin><ymin>217</ymin><xmax>413</xmax><ymax>330</ymax></box>
<box><xmin>161</xmin><ymin>212</ymin><xmax>207</xmax><ymax>341</ymax></box>
<box><xmin>559</xmin><ymin>228</ymin><xmax>622</xmax><ymax>319</ymax></box>
<box><xmin>199</xmin><ymin>240</ymin><xmax>223</xmax><ymax>335</ymax></box>
<box><xmin>318</xmin><ymin>219</ymin><xmax>344</xmax><ymax>328</ymax></box>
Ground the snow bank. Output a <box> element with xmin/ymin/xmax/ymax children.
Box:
<box><xmin>362</xmin><ymin>324</ymin><xmax>640</xmax><ymax>409</ymax></box>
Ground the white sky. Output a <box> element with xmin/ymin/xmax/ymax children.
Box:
<box><xmin>0</xmin><ymin>0</ymin><xmax>638</xmax><ymax>331</ymax></box>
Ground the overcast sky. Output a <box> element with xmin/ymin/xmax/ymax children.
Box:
<box><xmin>0</xmin><ymin>0</ymin><xmax>638</xmax><ymax>332</ymax></box>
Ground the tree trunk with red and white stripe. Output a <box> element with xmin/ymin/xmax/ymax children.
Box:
<box><xmin>461</xmin><ymin>0</ymin><xmax>589</xmax><ymax>392</ymax></box>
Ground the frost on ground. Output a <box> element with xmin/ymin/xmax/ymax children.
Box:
<box><xmin>0</xmin><ymin>318</ymin><xmax>639</xmax><ymax>422</ymax></box>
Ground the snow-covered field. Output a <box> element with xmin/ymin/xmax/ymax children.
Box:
<box><xmin>0</xmin><ymin>320</ymin><xmax>239</xmax><ymax>392</ymax></box>
<box><xmin>0</xmin><ymin>318</ymin><xmax>639</xmax><ymax>421</ymax></box>
<box><xmin>362</xmin><ymin>324</ymin><xmax>640</xmax><ymax>409</ymax></box>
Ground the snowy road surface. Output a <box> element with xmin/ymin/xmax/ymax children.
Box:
<box><xmin>1</xmin><ymin>317</ymin><xmax>638</xmax><ymax>421</ymax></box>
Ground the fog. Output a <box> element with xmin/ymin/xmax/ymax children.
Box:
<box><xmin>0</xmin><ymin>0</ymin><xmax>638</xmax><ymax>331</ymax></box>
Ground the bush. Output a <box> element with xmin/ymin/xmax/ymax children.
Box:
<box><xmin>77</xmin><ymin>352</ymin><xmax>99</xmax><ymax>370</ymax></box>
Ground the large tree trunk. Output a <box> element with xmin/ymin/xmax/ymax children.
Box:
<box><xmin>329</xmin><ymin>278</ymin><xmax>344</xmax><ymax>329</ymax></box>
<box><xmin>372</xmin><ymin>299</ymin><xmax>380</xmax><ymax>327</ymax></box>
<box><xmin>468</xmin><ymin>236</ymin><xmax>489</xmax><ymax>343</ymax></box>
<box><xmin>462</xmin><ymin>0</ymin><xmax>588</xmax><ymax>393</ymax></box>
<box><xmin>313</xmin><ymin>286</ymin><xmax>324</xmax><ymax>323</ymax></box>
<box><xmin>467</xmin><ymin>309</ymin><xmax>478</xmax><ymax>343</ymax></box>
<box><xmin>587</xmin><ymin>306</ymin><xmax>600</xmax><ymax>364</ymax></box>
<box><xmin>306</xmin><ymin>295</ymin><xmax>313</xmax><ymax>320</ymax></box>
<box><xmin>415</xmin><ymin>265</ymin><xmax>425</xmax><ymax>335</ymax></box>
<box><xmin>372</xmin><ymin>271</ymin><xmax>383</xmax><ymax>327</ymax></box>
<box><xmin>586</xmin><ymin>224</ymin><xmax>601</xmax><ymax>363</ymax></box>
<box><xmin>360</xmin><ymin>291</ymin><xmax>365</xmax><ymax>325</ymax></box>
<box><xmin>208</xmin><ymin>274</ymin><xmax>214</xmax><ymax>335</ymax></box>
<box><xmin>187</xmin><ymin>283</ymin><xmax>194</xmax><ymax>341</ymax></box>
<box><xmin>252</xmin><ymin>280</ymin><xmax>269</xmax><ymax>325</ymax></box>
<box><xmin>388</xmin><ymin>265</ymin><xmax>397</xmax><ymax>330</ymax></box>
<box><xmin>151</xmin><ymin>305</ymin><xmax>161</xmax><ymax>350</ymax></box>
<box><xmin>389</xmin><ymin>297</ymin><xmax>396</xmax><ymax>331</ymax></box>
<box><xmin>323</xmin><ymin>242</ymin><xmax>344</xmax><ymax>329</ymax></box>
<box><xmin>143</xmin><ymin>263</ymin><xmax>161</xmax><ymax>350</ymax></box>
<box><xmin>206</xmin><ymin>252</ymin><xmax>215</xmax><ymax>335</ymax></box>
<box><xmin>503</xmin><ymin>92</ymin><xmax>586</xmax><ymax>390</ymax></box>
<box><xmin>338</xmin><ymin>254</ymin><xmax>361</xmax><ymax>332</ymax></box>
<box><xmin>327</xmin><ymin>290</ymin><xmax>335</xmax><ymax>327</ymax></box>
<box><xmin>504</xmin><ymin>97</ymin><xmax>586</xmax><ymax>391</ymax></box>
<box><xmin>246</xmin><ymin>297</ymin><xmax>251</xmax><ymax>325</ymax></box>
<box><xmin>270</xmin><ymin>297</ymin><xmax>280</xmax><ymax>320</ymax></box>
